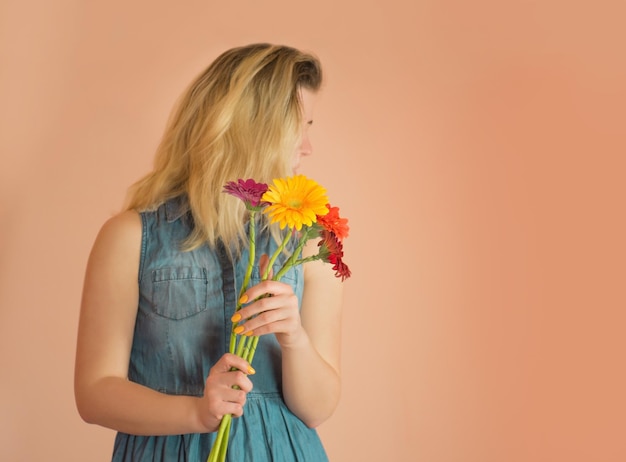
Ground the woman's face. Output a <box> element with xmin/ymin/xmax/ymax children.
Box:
<box><xmin>292</xmin><ymin>88</ymin><xmax>317</xmax><ymax>174</ymax></box>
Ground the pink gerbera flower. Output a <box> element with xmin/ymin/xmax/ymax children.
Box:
<box><xmin>223</xmin><ymin>179</ymin><xmax>269</xmax><ymax>210</ymax></box>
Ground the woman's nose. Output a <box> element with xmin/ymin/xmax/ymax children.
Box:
<box><xmin>300</xmin><ymin>134</ymin><xmax>313</xmax><ymax>156</ymax></box>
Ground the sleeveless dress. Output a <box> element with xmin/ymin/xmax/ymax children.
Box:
<box><xmin>112</xmin><ymin>197</ymin><xmax>329</xmax><ymax>461</ymax></box>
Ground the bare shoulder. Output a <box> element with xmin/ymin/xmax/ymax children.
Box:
<box><xmin>90</xmin><ymin>210</ymin><xmax>142</xmax><ymax>255</ymax></box>
<box><xmin>85</xmin><ymin>210</ymin><xmax>143</xmax><ymax>285</ymax></box>
<box><xmin>300</xmin><ymin>238</ymin><xmax>343</xmax><ymax>313</ymax></box>
<box><xmin>301</xmin><ymin>239</ymin><xmax>343</xmax><ymax>290</ymax></box>
<box><xmin>80</xmin><ymin>210</ymin><xmax>143</xmax><ymax>332</ymax></box>
<box><xmin>97</xmin><ymin>210</ymin><xmax>142</xmax><ymax>244</ymax></box>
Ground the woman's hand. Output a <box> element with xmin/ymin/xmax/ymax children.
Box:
<box><xmin>233</xmin><ymin>255</ymin><xmax>307</xmax><ymax>350</ymax></box>
<box><xmin>196</xmin><ymin>353</ymin><xmax>254</xmax><ymax>432</ymax></box>
<box><xmin>234</xmin><ymin>280</ymin><xmax>307</xmax><ymax>349</ymax></box>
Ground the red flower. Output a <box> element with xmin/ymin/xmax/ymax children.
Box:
<box><xmin>329</xmin><ymin>253</ymin><xmax>351</xmax><ymax>281</ymax></box>
<box><xmin>316</xmin><ymin>204</ymin><xmax>349</xmax><ymax>241</ymax></box>
<box><xmin>317</xmin><ymin>230</ymin><xmax>351</xmax><ymax>280</ymax></box>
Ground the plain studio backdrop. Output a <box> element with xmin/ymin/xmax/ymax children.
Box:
<box><xmin>1</xmin><ymin>1</ymin><xmax>625</xmax><ymax>461</ymax></box>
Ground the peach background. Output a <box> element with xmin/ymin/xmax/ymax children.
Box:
<box><xmin>1</xmin><ymin>1</ymin><xmax>625</xmax><ymax>461</ymax></box>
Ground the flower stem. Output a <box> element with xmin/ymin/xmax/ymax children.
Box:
<box><xmin>229</xmin><ymin>212</ymin><xmax>257</xmax><ymax>354</ymax></box>
<box><xmin>217</xmin><ymin>416</ymin><xmax>231</xmax><ymax>461</ymax></box>
<box><xmin>208</xmin><ymin>413</ymin><xmax>232</xmax><ymax>462</ymax></box>
<box><xmin>246</xmin><ymin>335</ymin><xmax>261</xmax><ymax>364</ymax></box>
<box><xmin>241</xmin><ymin>211</ymin><xmax>257</xmax><ymax>293</ymax></box>
<box><xmin>235</xmin><ymin>332</ymin><xmax>247</xmax><ymax>358</ymax></box>
<box><xmin>241</xmin><ymin>334</ymin><xmax>254</xmax><ymax>360</ymax></box>
<box><xmin>263</xmin><ymin>227</ymin><xmax>295</xmax><ymax>280</ymax></box>
<box><xmin>286</xmin><ymin>254</ymin><xmax>322</xmax><ymax>268</ymax></box>
<box><xmin>274</xmin><ymin>227</ymin><xmax>315</xmax><ymax>280</ymax></box>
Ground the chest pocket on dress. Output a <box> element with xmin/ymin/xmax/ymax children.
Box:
<box><xmin>151</xmin><ymin>267</ymin><xmax>208</xmax><ymax>320</ymax></box>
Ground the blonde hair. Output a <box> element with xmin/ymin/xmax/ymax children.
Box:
<box><xmin>125</xmin><ymin>43</ymin><xmax>323</xmax><ymax>250</ymax></box>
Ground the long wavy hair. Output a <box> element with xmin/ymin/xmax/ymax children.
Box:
<box><xmin>125</xmin><ymin>43</ymin><xmax>323</xmax><ymax>251</ymax></box>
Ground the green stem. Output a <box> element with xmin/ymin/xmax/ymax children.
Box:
<box><xmin>246</xmin><ymin>335</ymin><xmax>261</xmax><ymax>364</ymax></box>
<box><xmin>229</xmin><ymin>212</ymin><xmax>257</xmax><ymax>354</ymax></box>
<box><xmin>274</xmin><ymin>228</ymin><xmax>316</xmax><ymax>281</ymax></box>
<box><xmin>241</xmin><ymin>211</ymin><xmax>257</xmax><ymax>294</ymax></box>
<box><xmin>263</xmin><ymin>228</ymin><xmax>295</xmax><ymax>280</ymax></box>
<box><xmin>235</xmin><ymin>331</ymin><xmax>247</xmax><ymax>358</ymax></box>
<box><xmin>208</xmin><ymin>413</ymin><xmax>232</xmax><ymax>462</ymax></box>
<box><xmin>217</xmin><ymin>416</ymin><xmax>231</xmax><ymax>461</ymax></box>
<box><xmin>241</xmin><ymin>333</ymin><xmax>254</xmax><ymax>361</ymax></box>
<box><xmin>284</xmin><ymin>254</ymin><xmax>322</xmax><ymax>268</ymax></box>
<box><xmin>228</xmin><ymin>334</ymin><xmax>237</xmax><ymax>356</ymax></box>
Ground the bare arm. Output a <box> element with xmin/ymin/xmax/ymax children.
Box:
<box><xmin>281</xmin><ymin>242</ymin><xmax>343</xmax><ymax>428</ymax></box>
<box><xmin>74</xmin><ymin>211</ymin><xmax>253</xmax><ymax>435</ymax></box>
<box><xmin>235</xmin><ymin>239</ymin><xmax>343</xmax><ymax>428</ymax></box>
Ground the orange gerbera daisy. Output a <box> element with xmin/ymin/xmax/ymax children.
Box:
<box><xmin>262</xmin><ymin>175</ymin><xmax>329</xmax><ymax>230</ymax></box>
<box><xmin>316</xmin><ymin>204</ymin><xmax>350</xmax><ymax>241</ymax></box>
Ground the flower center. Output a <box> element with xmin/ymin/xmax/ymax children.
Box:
<box><xmin>287</xmin><ymin>198</ymin><xmax>302</xmax><ymax>209</ymax></box>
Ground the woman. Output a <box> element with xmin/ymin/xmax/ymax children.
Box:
<box><xmin>74</xmin><ymin>43</ymin><xmax>343</xmax><ymax>461</ymax></box>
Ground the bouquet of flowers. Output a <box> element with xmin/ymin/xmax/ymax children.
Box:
<box><xmin>207</xmin><ymin>174</ymin><xmax>350</xmax><ymax>462</ymax></box>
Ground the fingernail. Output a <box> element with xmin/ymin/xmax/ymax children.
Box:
<box><xmin>244</xmin><ymin>330</ymin><xmax>254</xmax><ymax>337</ymax></box>
<box><xmin>231</xmin><ymin>313</ymin><xmax>241</xmax><ymax>323</ymax></box>
<box><xmin>247</xmin><ymin>366</ymin><xmax>256</xmax><ymax>375</ymax></box>
<box><xmin>233</xmin><ymin>326</ymin><xmax>245</xmax><ymax>334</ymax></box>
<box><xmin>239</xmin><ymin>294</ymin><xmax>248</xmax><ymax>304</ymax></box>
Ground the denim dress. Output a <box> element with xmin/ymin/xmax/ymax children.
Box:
<box><xmin>112</xmin><ymin>196</ymin><xmax>328</xmax><ymax>461</ymax></box>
